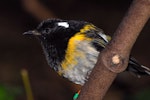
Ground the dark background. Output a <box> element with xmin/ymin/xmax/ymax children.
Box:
<box><xmin>0</xmin><ymin>0</ymin><xmax>150</xmax><ymax>100</ymax></box>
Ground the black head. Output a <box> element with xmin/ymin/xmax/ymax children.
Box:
<box><xmin>24</xmin><ymin>19</ymin><xmax>88</xmax><ymax>39</ymax></box>
<box><xmin>23</xmin><ymin>19</ymin><xmax>88</xmax><ymax>71</ymax></box>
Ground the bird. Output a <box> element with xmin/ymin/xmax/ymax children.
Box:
<box><xmin>23</xmin><ymin>18</ymin><xmax>150</xmax><ymax>86</ymax></box>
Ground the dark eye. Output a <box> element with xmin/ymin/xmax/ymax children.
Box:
<box><xmin>43</xmin><ymin>28</ymin><xmax>50</xmax><ymax>34</ymax></box>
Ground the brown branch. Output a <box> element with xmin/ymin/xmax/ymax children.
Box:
<box><xmin>78</xmin><ymin>0</ymin><xmax>150</xmax><ymax>100</ymax></box>
<box><xmin>22</xmin><ymin>0</ymin><xmax>56</xmax><ymax>21</ymax></box>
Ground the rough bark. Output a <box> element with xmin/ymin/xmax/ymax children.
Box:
<box><xmin>78</xmin><ymin>0</ymin><xmax>150</xmax><ymax>100</ymax></box>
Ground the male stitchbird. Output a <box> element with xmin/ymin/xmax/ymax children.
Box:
<box><xmin>24</xmin><ymin>19</ymin><xmax>150</xmax><ymax>85</ymax></box>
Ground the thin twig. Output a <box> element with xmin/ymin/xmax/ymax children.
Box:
<box><xmin>22</xmin><ymin>0</ymin><xmax>56</xmax><ymax>21</ymax></box>
<box><xmin>21</xmin><ymin>69</ymin><xmax>34</xmax><ymax>100</ymax></box>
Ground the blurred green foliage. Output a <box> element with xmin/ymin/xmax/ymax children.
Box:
<box><xmin>0</xmin><ymin>84</ymin><xmax>22</xmax><ymax>100</ymax></box>
<box><xmin>134</xmin><ymin>88</ymin><xmax>150</xmax><ymax>100</ymax></box>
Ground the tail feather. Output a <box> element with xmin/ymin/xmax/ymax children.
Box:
<box><xmin>127</xmin><ymin>57</ymin><xmax>150</xmax><ymax>77</ymax></box>
<box><xmin>141</xmin><ymin>65</ymin><xmax>150</xmax><ymax>75</ymax></box>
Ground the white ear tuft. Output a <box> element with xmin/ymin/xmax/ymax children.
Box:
<box><xmin>57</xmin><ymin>22</ymin><xmax>69</xmax><ymax>28</ymax></box>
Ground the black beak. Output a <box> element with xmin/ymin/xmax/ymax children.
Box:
<box><xmin>23</xmin><ymin>30</ymin><xmax>41</xmax><ymax>36</ymax></box>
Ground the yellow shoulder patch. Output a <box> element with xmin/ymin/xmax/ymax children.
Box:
<box><xmin>80</xmin><ymin>24</ymin><xmax>96</xmax><ymax>33</ymax></box>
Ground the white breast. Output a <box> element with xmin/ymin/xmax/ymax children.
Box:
<box><xmin>62</xmin><ymin>40</ymin><xmax>99</xmax><ymax>85</ymax></box>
